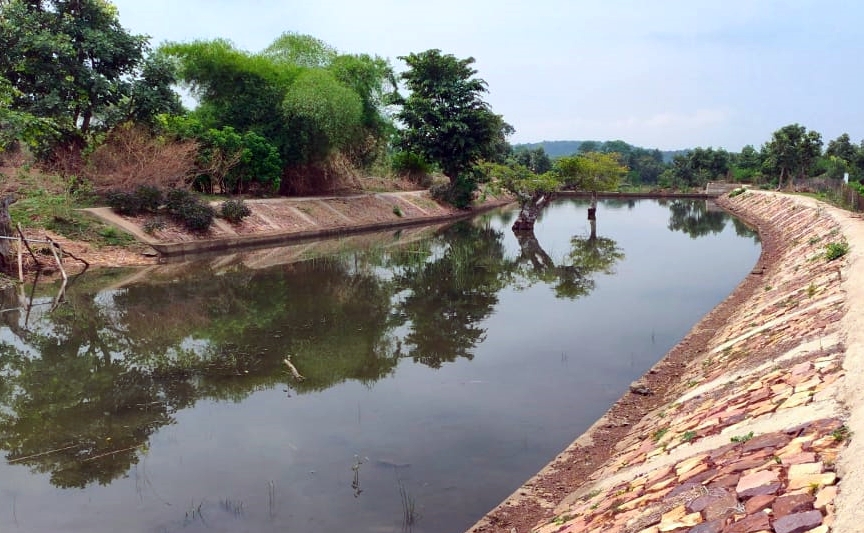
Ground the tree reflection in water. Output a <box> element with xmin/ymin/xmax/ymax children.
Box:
<box><xmin>0</xmin><ymin>208</ymin><xmax>628</xmax><ymax>488</ymax></box>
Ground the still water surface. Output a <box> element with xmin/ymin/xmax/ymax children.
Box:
<box><xmin>0</xmin><ymin>199</ymin><xmax>760</xmax><ymax>533</ymax></box>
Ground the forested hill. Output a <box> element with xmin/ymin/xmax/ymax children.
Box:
<box><xmin>515</xmin><ymin>140</ymin><xmax>687</xmax><ymax>163</ymax></box>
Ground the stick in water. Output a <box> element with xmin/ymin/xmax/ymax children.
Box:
<box><xmin>283</xmin><ymin>356</ymin><xmax>305</xmax><ymax>381</ymax></box>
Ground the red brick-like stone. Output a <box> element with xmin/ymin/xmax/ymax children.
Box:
<box><xmin>722</xmin><ymin>512</ymin><xmax>769</xmax><ymax>533</ymax></box>
<box><xmin>743</xmin><ymin>494</ymin><xmax>775</xmax><ymax>514</ymax></box>
<box><xmin>741</xmin><ymin>433</ymin><xmax>790</xmax><ymax>453</ymax></box>
<box><xmin>726</xmin><ymin>457</ymin><xmax>766</xmax><ymax>474</ymax></box>
<box><xmin>708</xmin><ymin>473</ymin><xmax>741</xmax><ymax>490</ymax></box>
<box><xmin>772</xmin><ymin>510</ymin><xmax>823</xmax><ymax>533</ymax></box>
<box><xmin>736</xmin><ymin>470</ymin><xmax>780</xmax><ymax>498</ymax></box>
<box><xmin>690</xmin><ymin>519</ymin><xmax>724</xmax><ymax>533</ymax></box>
<box><xmin>686</xmin><ymin>488</ymin><xmax>737</xmax><ymax>520</ymax></box>
<box><xmin>772</xmin><ymin>494</ymin><xmax>814</xmax><ymax>518</ymax></box>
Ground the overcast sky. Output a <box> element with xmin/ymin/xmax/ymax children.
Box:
<box><xmin>110</xmin><ymin>0</ymin><xmax>863</xmax><ymax>151</ymax></box>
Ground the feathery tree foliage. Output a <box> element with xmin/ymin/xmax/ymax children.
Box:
<box><xmin>162</xmin><ymin>34</ymin><xmax>395</xmax><ymax>193</ymax></box>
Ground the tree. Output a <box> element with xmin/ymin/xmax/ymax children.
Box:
<box><xmin>762</xmin><ymin>124</ymin><xmax>822</xmax><ymax>188</ymax></box>
<box><xmin>0</xmin><ymin>0</ymin><xmax>156</xmax><ymax>143</ymax></box>
<box><xmin>495</xmin><ymin>164</ymin><xmax>561</xmax><ymax>231</ymax></box>
<box><xmin>659</xmin><ymin>147</ymin><xmax>730</xmax><ymax>189</ymax></box>
<box><xmin>557</xmin><ymin>152</ymin><xmax>628</xmax><ymax>193</ymax></box>
<box><xmin>163</xmin><ymin>36</ymin><xmax>395</xmax><ymax>193</ymax></box>
<box><xmin>392</xmin><ymin>49</ymin><xmax>505</xmax><ymax>206</ymax></box>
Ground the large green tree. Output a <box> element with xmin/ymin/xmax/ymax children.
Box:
<box><xmin>0</xmin><ymin>0</ymin><xmax>172</xmax><ymax>144</ymax></box>
<box><xmin>392</xmin><ymin>49</ymin><xmax>507</xmax><ymax>207</ymax></box>
<box><xmin>762</xmin><ymin>123</ymin><xmax>823</xmax><ymax>188</ymax></box>
<box><xmin>163</xmin><ymin>35</ymin><xmax>395</xmax><ymax>193</ymax></box>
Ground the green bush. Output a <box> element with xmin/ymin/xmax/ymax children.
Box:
<box><xmin>165</xmin><ymin>189</ymin><xmax>215</xmax><ymax>232</ymax></box>
<box><xmin>106</xmin><ymin>190</ymin><xmax>143</xmax><ymax>216</ymax></box>
<box><xmin>825</xmin><ymin>241</ymin><xmax>850</xmax><ymax>261</ymax></box>
<box><xmin>106</xmin><ymin>186</ymin><xmax>164</xmax><ymax>216</ymax></box>
<box><xmin>135</xmin><ymin>185</ymin><xmax>163</xmax><ymax>212</ymax></box>
<box><xmin>219</xmin><ymin>198</ymin><xmax>252</xmax><ymax>224</ymax></box>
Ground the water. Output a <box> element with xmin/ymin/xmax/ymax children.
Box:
<box><xmin>0</xmin><ymin>198</ymin><xmax>760</xmax><ymax>533</ymax></box>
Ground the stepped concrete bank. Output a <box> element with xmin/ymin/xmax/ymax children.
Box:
<box><xmin>471</xmin><ymin>191</ymin><xmax>864</xmax><ymax>533</ymax></box>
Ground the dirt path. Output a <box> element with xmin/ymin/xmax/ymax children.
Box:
<box><xmin>469</xmin><ymin>190</ymin><xmax>863</xmax><ymax>533</ymax></box>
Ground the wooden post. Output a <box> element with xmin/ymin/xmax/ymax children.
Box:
<box><xmin>46</xmin><ymin>237</ymin><xmax>67</xmax><ymax>282</ymax></box>
<box><xmin>0</xmin><ymin>195</ymin><xmax>15</xmax><ymax>275</ymax></box>
<box><xmin>17</xmin><ymin>234</ymin><xmax>23</xmax><ymax>282</ymax></box>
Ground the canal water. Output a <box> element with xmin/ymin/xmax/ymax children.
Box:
<box><xmin>0</xmin><ymin>198</ymin><xmax>760</xmax><ymax>533</ymax></box>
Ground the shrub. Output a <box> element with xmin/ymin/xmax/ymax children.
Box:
<box><xmin>135</xmin><ymin>185</ymin><xmax>163</xmax><ymax>212</ymax></box>
<box><xmin>165</xmin><ymin>188</ymin><xmax>214</xmax><ymax>232</ymax></box>
<box><xmin>181</xmin><ymin>203</ymin><xmax>215</xmax><ymax>232</ymax></box>
<box><xmin>106</xmin><ymin>190</ymin><xmax>143</xmax><ymax>216</ymax></box>
<box><xmin>219</xmin><ymin>198</ymin><xmax>252</xmax><ymax>224</ymax></box>
<box><xmin>728</xmin><ymin>187</ymin><xmax>746</xmax><ymax>198</ymax></box>
<box><xmin>825</xmin><ymin>241</ymin><xmax>849</xmax><ymax>261</ymax></box>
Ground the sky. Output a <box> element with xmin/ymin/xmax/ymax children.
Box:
<box><xmin>110</xmin><ymin>0</ymin><xmax>864</xmax><ymax>151</ymax></box>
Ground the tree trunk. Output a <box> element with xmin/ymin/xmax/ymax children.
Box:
<box><xmin>0</xmin><ymin>195</ymin><xmax>16</xmax><ymax>275</ymax></box>
<box><xmin>588</xmin><ymin>190</ymin><xmax>597</xmax><ymax>221</ymax></box>
<box><xmin>512</xmin><ymin>192</ymin><xmax>553</xmax><ymax>232</ymax></box>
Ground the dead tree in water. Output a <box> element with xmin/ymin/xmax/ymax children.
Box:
<box><xmin>0</xmin><ymin>195</ymin><xmax>16</xmax><ymax>275</ymax></box>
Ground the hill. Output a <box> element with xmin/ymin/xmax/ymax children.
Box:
<box><xmin>514</xmin><ymin>140</ymin><xmax>687</xmax><ymax>163</ymax></box>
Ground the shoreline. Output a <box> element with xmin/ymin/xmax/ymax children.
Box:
<box><xmin>470</xmin><ymin>190</ymin><xmax>858</xmax><ymax>533</ymax></box>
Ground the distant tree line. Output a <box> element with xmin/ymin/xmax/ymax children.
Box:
<box><xmin>511</xmin><ymin>125</ymin><xmax>864</xmax><ymax>195</ymax></box>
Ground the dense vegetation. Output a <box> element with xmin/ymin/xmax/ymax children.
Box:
<box><xmin>513</xmin><ymin>128</ymin><xmax>864</xmax><ymax>198</ymax></box>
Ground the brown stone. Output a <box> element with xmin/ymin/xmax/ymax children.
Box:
<box><xmin>727</xmin><ymin>457</ymin><xmax>768</xmax><ymax>474</ymax></box>
<box><xmin>813</xmin><ymin>485</ymin><xmax>837</xmax><ymax>509</ymax></box>
<box><xmin>786</xmin><ymin>472</ymin><xmax>836</xmax><ymax>491</ymax></box>
<box><xmin>722</xmin><ymin>512</ymin><xmax>769</xmax><ymax>533</ymax></box>
<box><xmin>708</xmin><ymin>473</ymin><xmax>741</xmax><ymax>490</ymax></box>
<box><xmin>736</xmin><ymin>470</ymin><xmax>780</xmax><ymax>498</ymax></box>
<box><xmin>771</xmin><ymin>510</ymin><xmax>823</xmax><ymax>533</ymax></box>
<box><xmin>743</xmin><ymin>494</ymin><xmax>775</xmax><ymax>514</ymax></box>
<box><xmin>772</xmin><ymin>494</ymin><xmax>814</xmax><ymax>518</ymax></box>
<box><xmin>686</xmin><ymin>468</ymin><xmax>720</xmax><ymax>486</ymax></box>
<box><xmin>780</xmin><ymin>452</ymin><xmax>816</xmax><ymax>466</ymax></box>
<box><xmin>741</xmin><ymin>433</ymin><xmax>790</xmax><ymax>453</ymax></box>
<box><xmin>689</xmin><ymin>519</ymin><xmax>724</xmax><ymax>533</ymax></box>
<box><xmin>701</xmin><ymin>490</ymin><xmax>740</xmax><ymax>522</ymax></box>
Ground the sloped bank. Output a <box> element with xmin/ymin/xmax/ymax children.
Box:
<box><xmin>85</xmin><ymin>190</ymin><xmax>512</xmax><ymax>258</ymax></box>
<box><xmin>470</xmin><ymin>190</ymin><xmax>863</xmax><ymax>533</ymax></box>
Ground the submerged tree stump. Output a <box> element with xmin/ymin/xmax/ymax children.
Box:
<box><xmin>0</xmin><ymin>195</ymin><xmax>16</xmax><ymax>275</ymax></box>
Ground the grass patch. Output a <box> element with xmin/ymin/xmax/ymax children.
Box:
<box><xmin>825</xmin><ymin>241</ymin><xmax>850</xmax><ymax>261</ymax></box>
<box><xmin>652</xmin><ymin>427</ymin><xmax>669</xmax><ymax>442</ymax></box>
<box><xmin>730</xmin><ymin>431</ymin><xmax>754</xmax><ymax>443</ymax></box>
<box><xmin>832</xmin><ymin>425</ymin><xmax>851</xmax><ymax>442</ymax></box>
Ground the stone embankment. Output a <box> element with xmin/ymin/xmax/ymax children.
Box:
<box><xmin>86</xmin><ymin>190</ymin><xmax>510</xmax><ymax>258</ymax></box>
<box><xmin>472</xmin><ymin>191</ymin><xmax>864</xmax><ymax>533</ymax></box>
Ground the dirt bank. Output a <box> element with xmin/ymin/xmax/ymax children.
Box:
<box><xmin>470</xmin><ymin>190</ymin><xmax>861</xmax><ymax>533</ymax></box>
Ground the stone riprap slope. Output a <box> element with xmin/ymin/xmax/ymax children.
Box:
<box><xmin>514</xmin><ymin>191</ymin><xmax>860</xmax><ymax>533</ymax></box>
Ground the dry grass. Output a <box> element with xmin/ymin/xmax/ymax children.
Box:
<box><xmin>84</xmin><ymin>124</ymin><xmax>199</xmax><ymax>193</ymax></box>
